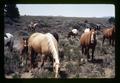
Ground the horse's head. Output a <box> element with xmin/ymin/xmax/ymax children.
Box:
<box><xmin>22</xmin><ymin>37</ymin><xmax>28</xmax><ymax>47</ymax></box>
<box><xmin>53</xmin><ymin>62</ymin><xmax>60</xmax><ymax>78</ymax></box>
<box><xmin>91</xmin><ymin>30</ymin><xmax>96</xmax><ymax>44</ymax></box>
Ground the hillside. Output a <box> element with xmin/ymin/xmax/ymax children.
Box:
<box><xmin>4</xmin><ymin>16</ymin><xmax>115</xmax><ymax>78</ymax></box>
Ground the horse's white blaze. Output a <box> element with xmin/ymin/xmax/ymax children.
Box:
<box><xmin>91</xmin><ymin>32</ymin><xmax>94</xmax><ymax>43</ymax></box>
<box><xmin>84</xmin><ymin>28</ymin><xmax>90</xmax><ymax>33</ymax></box>
<box><xmin>72</xmin><ymin>29</ymin><xmax>78</xmax><ymax>34</ymax></box>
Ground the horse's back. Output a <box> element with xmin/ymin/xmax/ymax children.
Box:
<box><xmin>28</xmin><ymin>33</ymin><xmax>51</xmax><ymax>53</ymax></box>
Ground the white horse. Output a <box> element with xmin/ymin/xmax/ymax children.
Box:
<box><xmin>68</xmin><ymin>29</ymin><xmax>78</xmax><ymax>38</ymax></box>
<box><xmin>72</xmin><ymin>29</ymin><xmax>78</xmax><ymax>34</ymax></box>
<box><xmin>4</xmin><ymin>33</ymin><xmax>14</xmax><ymax>52</ymax></box>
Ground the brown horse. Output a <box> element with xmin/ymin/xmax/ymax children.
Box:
<box><xmin>80</xmin><ymin>29</ymin><xmax>97</xmax><ymax>61</ymax></box>
<box><xmin>28</xmin><ymin>32</ymin><xmax>60</xmax><ymax>78</ymax></box>
<box><xmin>102</xmin><ymin>25</ymin><xmax>115</xmax><ymax>46</ymax></box>
<box><xmin>19</xmin><ymin>36</ymin><xmax>29</xmax><ymax>66</ymax></box>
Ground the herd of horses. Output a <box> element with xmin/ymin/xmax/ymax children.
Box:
<box><xmin>4</xmin><ymin>22</ymin><xmax>115</xmax><ymax>78</ymax></box>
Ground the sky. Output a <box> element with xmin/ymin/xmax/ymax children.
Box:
<box><xmin>16</xmin><ymin>4</ymin><xmax>115</xmax><ymax>17</ymax></box>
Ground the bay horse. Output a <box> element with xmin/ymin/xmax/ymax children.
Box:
<box><xmin>4</xmin><ymin>33</ymin><xmax>14</xmax><ymax>52</ymax></box>
<box><xmin>68</xmin><ymin>29</ymin><xmax>78</xmax><ymax>38</ymax></box>
<box><xmin>28</xmin><ymin>32</ymin><xmax>60</xmax><ymax>78</ymax></box>
<box><xmin>102</xmin><ymin>25</ymin><xmax>115</xmax><ymax>46</ymax></box>
<box><xmin>80</xmin><ymin>29</ymin><xmax>97</xmax><ymax>62</ymax></box>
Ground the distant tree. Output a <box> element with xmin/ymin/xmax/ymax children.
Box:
<box><xmin>108</xmin><ymin>17</ymin><xmax>115</xmax><ymax>24</ymax></box>
<box><xmin>4</xmin><ymin>4</ymin><xmax>20</xmax><ymax>19</ymax></box>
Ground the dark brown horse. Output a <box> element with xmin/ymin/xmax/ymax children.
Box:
<box><xmin>80</xmin><ymin>29</ymin><xmax>97</xmax><ymax>61</ymax></box>
<box><xmin>51</xmin><ymin>32</ymin><xmax>59</xmax><ymax>42</ymax></box>
<box><xmin>102</xmin><ymin>25</ymin><xmax>115</xmax><ymax>46</ymax></box>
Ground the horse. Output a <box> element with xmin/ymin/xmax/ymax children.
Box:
<box><xmin>68</xmin><ymin>29</ymin><xmax>78</xmax><ymax>38</ymax></box>
<box><xmin>28</xmin><ymin>22</ymin><xmax>39</xmax><ymax>32</ymax></box>
<box><xmin>4</xmin><ymin>33</ymin><xmax>14</xmax><ymax>52</ymax></box>
<box><xmin>102</xmin><ymin>25</ymin><xmax>115</xmax><ymax>46</ymax></box>
<box><xmin>80</xmin><ymin>29</ymin><xmax>97</xmax><ymax>62</ymax></box>
<box><xmin>28</xmin><ymin>21</ymin><xmax>34</xmax><ymax>32</ymax></box>
<box><xmin>19</xmin><ymin>36</ymin><xmax>29</xmax><ymax>66</ymax></box>
<box><xmin>28</xmin><ymin>32</ymin><xmax>60</xmax><ymax>78</ymax></box>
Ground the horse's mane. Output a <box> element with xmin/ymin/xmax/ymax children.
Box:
<box><xmin>45</xmin><ymin>33</ymin><xmax>59</xmax><ymax>63</ymax></box>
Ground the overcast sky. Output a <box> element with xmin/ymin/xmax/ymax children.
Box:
<box><xmin>17</xmin><ymin>4</ymin><xmax>115</xmax><ymax>17</ymax></box>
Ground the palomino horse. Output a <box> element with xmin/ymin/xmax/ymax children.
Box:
<box><xmin>4</xmin><ymin>33</ymin><xmax>14</xmax><ymax>52</ymax></box>
<box><xmin>80</xmin><ymin>29</ymin><xmax>97</xmax><ymax>61</ymax></box>
<box><xmin>102</xmin><ymin>25</ymin><xmax>115</xmax><ymax>46</ymax></box>
<box><xmin>28</xmin><ymin>32</ymin><xmax>60</xmax><ymax>78</ymax></box>
<box><xmin>68</xmin><ymin>29</ymin><xmax>78</xmax><ymax>38</ymax></box>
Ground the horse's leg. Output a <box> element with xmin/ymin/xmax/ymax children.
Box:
<box><xmin>109</xmin><ymin>38</ymin><xmax>111</xmax><ymax>45</ymax></box>
<box><xmin>112</xmin><ymin>39</ymin><xmax>115</xmax><ymax>46</ymax></box>
<box><xmin>9</xmin><ymin>41</ymin><xmax>13</xmax><ymax>52</ymax></box>
<box><xmin>74</xmin><ymin>34</ymin><xmax>76</xmax><ymax>38</ymax></box>
<box><xmin>19</xmin><ymin>48</ymin><xmax>25</xmax><ymax>67</ymax></box>
<box><xmin>91</xmin><ymin>47</ymin><xmax>95</xmax><ymax>61</ymax></box>
<box><xmin>28</xmin><ymin>47</ymin><xmax>33</xmax><ymax>69</ymax></box>
<box><xmin>81</xmin><ymin>46</ymin><xmax>84</xmax><ymax>55</ymax></box>
<box><xmin>41</xmin><ymin>54</ymin><xmax>47</xmax><ymax>68</ymax></box>
<box><xmin>49</xmin><ymin>55</ymin><xmax>53</xmax><ymax>66</ymax></box>
<box><xmin>86</xmin><ymin>47</ymin><xmax>90</xmax><ymax>61</ymax></box>
<box><xmin>81</xmin><ymin>46</ymin><xmax>87</xmax><ymax>62</ymax></box>
<box><xmin>102</xmin><ymin>36</ymin><xmax>105</xmax><ymax>45</ymax></box>
<box><xmin>31</xmin><ymin>51</ymin><xmax>37</xmax><ymax>68</ymax></box>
